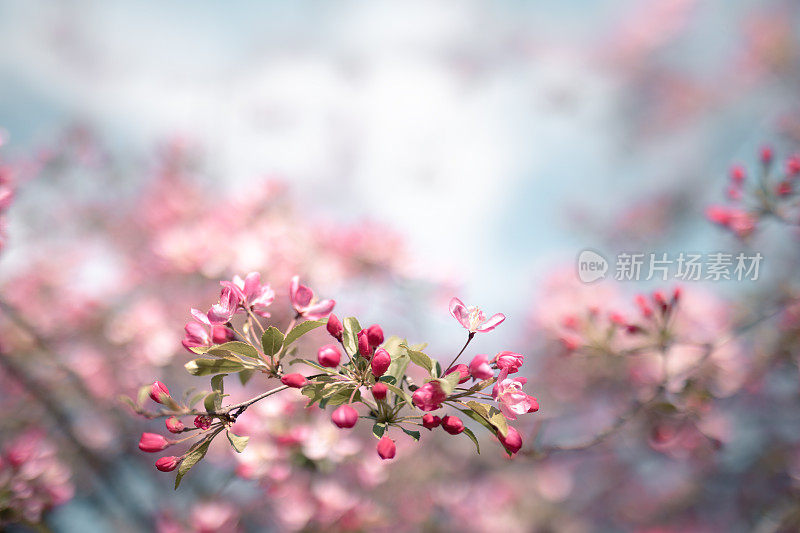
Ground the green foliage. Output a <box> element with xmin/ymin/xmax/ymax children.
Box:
<box><xmin>284</xmin><ymin>319</ymin><xmax>326</xmax><ymax>348</ymax></box>
<box><xmin>261</xmin><ymin>327</ymin><xmax>284</xmax><ymax>357</ymax></box>
<box><xmin>185</xmin><ymin>358</ymin><xmax>248</xmax><ymax>376</ymax></box>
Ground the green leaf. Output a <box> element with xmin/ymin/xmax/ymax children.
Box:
<box><xmin>187</xmin><ymin>391</ymin><xmax>207</xmax><ymax>408</ymax></box>
<box><xmin>175</xmin><ymin>437</ymin><xmax>214</xmax><ymax>489</ymax></box>
<box><xmin>301</xmin><ymin>382</ymin><xmax>325</xmax><ymax>407</ymax></box>
<box><xmin>238</xmin><ymin>369</ymin><xmax>255</xmax><ymax>386</ymax></box>
<box><xmin>284</xmin><ymin>319</ymin><xmax>326</xmax><ymax>347</ymax></box>
<box><xmin>433</xmin><ymin>372</ymin><xmax>461</xmax><ymax>396</ymax></box>
<box><xmin>288</xmin><ymin>358</ymin><xmax>339</xmax><ymax>375</ymax></box>
<box><xmin>185</xmin><ymin>358</ymin><xmax>247</xmax><ymax>376</ymax></box>
<box><xmin>226</xmin><ymin>431</ymin><xmax>249</xmax><ymax>453</ymax></box>
<box><xmin>465</xmin><ymin>401</ymin><xmax>508</xmax><ymax>437</ymax></box>
<box><xmin>462</xmin><ymin>426</ymin><xmax>480</xmax><ymax>454</ymax></box>
<box><xmin>383</xmin><ymin>337</ymin><xmax>410</xmax><ymax>383</ymax></box>
<box><xmin>400</xmin><ymin>427</ymin><xmax>421</xmax><ymax>441</ymax></box>
<box><xmin>261</xmin><ymin>327</ymin><xmax>285</xmax><ymax>356</ymax></box>
<box><xmin>118</xmin><ymin>395</ymin><xmax>136</xmax><ymax>411</ymax></box>
<box><xmin>203</xmin><ymin>392</ymin><xmax>219</xmax><ymax>413</ymax></box>
<box><xmin>404</xmin><ymin>345</ymin><xmax>435</xmax><ymax>375</ymax></box>
<box><xmin>207</xmin><ymin>341</ymin><xmax>260</xmax><ymax>360</ymax></box>
<box><xmin>136</xmin><ymin>385</ymin><xmax>151</xmax><ymax>407</ymax></box>
<box><xmin>211</xmin><ymin>374</ymin><xmax>225</xmax><ymax>394</ymax></box>
<box><xmin>322</xmin><ymin>387</ymin><xmax>360</xmax><ymax>408</ymax></box>
<box><xmin>372</xmin><ymin>422</ymin><xmax>387</xmax><ymax>438</ymax></box>
<box><xmin>458</xmin><ymin>408</ymin><xmax>496</xmax><ymax>435</ymax></box>
<box><xmin>341</xmin><ymin>317</ymin><xmax>362</xmax><ymax>356</ymax></box>
<box><xmin>382</xmin><ymin>382</ymin><xmax>413</xmax><ymax>406</ymax></box>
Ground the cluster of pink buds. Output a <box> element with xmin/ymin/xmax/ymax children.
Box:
<box><xmin>127</xmin><ymin>274</ymin><xmax>539</xmax><ymax>487</ymax></box>
<box><xmin>706</xmin><ymin>145</ymin><xmax>800</xmax><ymax>238</ymax></box>
<box><xmin>559</xmin><ymin>287</ymin><xmax>682</xmax><ymax>355</ymax></box>
<box><xmin>0</xmin><ymin>430</ymin><xmax>74</xmax><ymax>525</ymax></box>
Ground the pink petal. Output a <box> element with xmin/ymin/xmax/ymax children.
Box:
<box><xmin>243</xmin><ymin>272</ymin><xmax>261</xmax><ymax>299</ymax></box>
<box><xmin>302</xmin><ymin>299</ymin><xmax>335</xmax><ymax>320</ymax></box>
<box><xmin>191</xmin><ymin>308</ymin><xmax>211</xmax><ymax>326</ymax></box>
<box><xmin>293</xmin><ymin>286</ymin><xmax>314</xmax><ymax>308</ymax></box>
<box><xmin>289</xmin><ymin>275</ymin><xmax>300</xmax><ymax>303</ymax></box>
<box><xmin>448</xmin><ymin>297</ymin><xmax>471</xmax><ymax>330</ymax></box>
<box><xmin>220</xmin><ymin>281</ymin><xmax>246</xmax><ymax>303</ymax></box>
<box><xmin>476</xmin><ymin>313</ymin><xmax>505</xmax><ymax>332</ymax></box>
<box><xmin>207</xmin><ymin>304</ymin><xmax>233</xmax><ymax>325</ymax></box>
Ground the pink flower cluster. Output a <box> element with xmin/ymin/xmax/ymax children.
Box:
<box><xmin>0</xmin><ymin>430</ymin><xmax>74</xmax><ymax>525</ymax></box>
<box><xmin>706</xmin><ymin>145</ymin><xmax>800</xmax><ymax>238</ymax></box>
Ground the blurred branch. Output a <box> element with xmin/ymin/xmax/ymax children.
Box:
<box><xmin>0</xmin><ymin>346</ymin><xmax>152</xmax><ymax>530</ymax></box>
<box><xmin>528</xmin><ymin>300</ymin><xmax>790</xmax><ymax>460</ymax></box>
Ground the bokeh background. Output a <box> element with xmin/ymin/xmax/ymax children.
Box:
<box><xmin>1</xmin><ymin>1</ymin><xmax>800</xmax><ymax>531</ymax></box>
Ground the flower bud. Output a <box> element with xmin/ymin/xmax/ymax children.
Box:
<box><xmin>149</xmin><ymin>381</ymin><xmax>170</xmax><ymax>404</ymax></box>
<box><xmin>317</xmin><ymin>344</ymin><xmax>342</xmax><ymax>368</ymax></box>
<box><xmin>421</xmin><ymin>414</ymin><xmax>441</xmax><ymax>430</ymax></box>
<box><xmin>498</xmin><ymin>426</ymin><xmax>523</xmax><ymax>455</ymax></box>
<box><xmin>371</xmin><ymin>382</ymin><xmax>388</xmax><ymax>401</ymax></box>
<box><xmin>326</xmin><ymin>313</ymin><xmax>343</xmax><ymax>341</ymax></box>
<box><xmin>139</xmin><ymin>432</ymin><xmax>171</xmax><ymax>453</ymax></box>
<box><xmin>468</xmin><ymin>355</ymin><xmax>494</xmax><ymax>381</ymax></box>
<box><xmin>194</xmin><ymin>415</ymin><xmax>213</xmax><ymax>430</ymax></box>
<box><xmin>281</xmin><ymin>373</ymin><xmax>307</xmax><ymax>388</ymax></box>
<box><xmin>445</xmin><ymin>364</ymin><xmax>469</xmax><ymax>384</ymax></box>
<box><xmin>441</xmin><ymin>415</ymin><xmax>465</xmax><ymax>435</ymax></box>
<box><xmin>761</xmin><ymin>145</ymin><xmax>773</xmax><ymax>165</ymax></box>
<box><xmin>366</xmin><ymin>324</ymin><xmax>384</xmax><ymax>347</ymax></box>
<box><xmin>331</xmin><ymin>404</ymin><xmax>359</xmax><ymax>429</ymax></box>
<box><xmin>494</xmin><ymin>351</ymin><xmax>524</xmax><ymax>373</ymax></box>
<box><xmin>376</xmin><ymin>436</ymin><xmax>396</xmax><ymax>460</ymax></box>
<box><xmin>211</xmin><ymin>325</ymin><xmax>235</xmax><ymax>344</ymax></box>
<box><xmin>155</xmin><ymin>456</ymin><xmax>180</xmax><ymax>472</ymax></box>
<box><xmin>527</xmin><ymin>396</ymin><xmax>540</xmax><ymax>413</ymax></box>
<box><xmin>165</xmin><ymin>416</ymin><xmax>185</xmax><ymax>434</ymax></box>
<box><xmin>357</xmin><ymin>330</ymin><xmax>371</xmax><ymax>357</ymax></box>
<box><xmin>371</xmin><ymin>348</ymin><xmax>391</xmax><ymax>377</ymax></box>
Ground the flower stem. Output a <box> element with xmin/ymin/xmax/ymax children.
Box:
<box><xmin>444</xmin><ymin>332</ymin><xmax>475</xmax><ymax>374</ymax></box>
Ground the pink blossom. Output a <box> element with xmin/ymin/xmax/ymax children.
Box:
<box><xmin>371</xmin><ymin>382</ymin><xmax>388</xmax><ymax>401</ymax></box>
<box><xmin>290</xmin><ymin>276</ymin><xmax>335</xmax><ymax>320</ymax></box>
<box><xmin>445</xmin><ymin>364</ymin><xmax>470</xmax><ymax>384</ymax></box>
<box><xmin>469</xmin><ymin>354</ymin><xmax>494</xmax><ymax>380</ymax></box>
<box><xmin>326</xmin><ymin>313</ymin><xmax>343</xmax><ymax>341</ymax></box>
<box><xmin>493</xmin><ymin>370</ymin><xmax>534</xmax><ymax>420</ymax></box>
<box><xmin>412</xmin><ymin>381</ymin><xmax>447</xmax><ymax>411</ymax></box>
<box><xmin>371</xmin><ymin>348</ymin><xmax>391</xmax><ymax>377</ymax></box>
<box><xmin>449</xmin><ymin>297</ymin><xmax>505</xmax><ymax>333</ymax></box>
<box><xmin>422</xmin><ymin>414</ymin><xmax>441</xmax><ymax>429</ymax></box>
<box><xmin>331</xmin><ymin>405</ymin><xmax>358</xmax><ymax>429</ymax></box>
<box><xmin>207</xmin><ymin>286</ymin><xmax>240</xmax><ymax>325</ymax></box>
<box><xmin>441</xmin><ymin>415</ymin><xmax>465</xmax><ymax>435</ymax></box>
<box><xmin>376</xmin><ymin>436</ymin><xmax>396</xmax><ymax>460</ymax></box>
<box><xmin>498</xmin><ymin>426</ymin><xmax>523</xmax><ymax>455</ymax></box>
<box><xmin>221</xmin><ymin>272</ymin><xmax>275</xmax><ymax>318</ymax></box>
<box><xmin>366</xmin><ymin>324</ymin><xmax>384</xmax><ymax>347</ymax></box>
<box><xmin>149</xmin><ymin>381</ymin><xmax>171</xmax><ymax>404</ymax></box>
<box><xmin>194</xmin><ymin>416</ymin><xmax>213</xmax><ymax>430</ymax></box>
<box><xmin>155</xmin><ymin>456</ymin><xmax>180</xmax><ymax>472</ymax></box>
<box><xmin>165</xmin><ymin>417</ymin><xmax>184</xmax><ymax>433</ymax></box>
<box><xmin>493</xmin><ymin>351</ymin><xmax>524</xmax><ymax>373</ymax></box>
<box><xmin>317</xmin><ymin>344</ymin><xmax>342</xmax><ymax>368</ymax></box>
<box><xmin>182</xmin><ymin>308</ymin><xmax>213</xmax><ymax>350</ymax></box>
<box><xmin>281</xmin><ymin>373</ymin><xmax>307</xmax><ymax>388</ymax></box>
<box><xmin>139</xmin><ymin>432</ymin><xmax>171</xmax><ymax>452</ymax></box>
